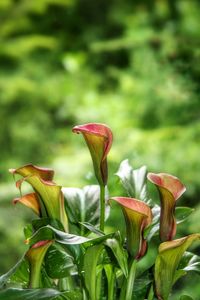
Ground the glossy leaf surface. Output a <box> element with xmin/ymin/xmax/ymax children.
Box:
<box><xmin>116</xmin><ymin>159</ymin><xmax>151</xmax><ymax>203</ymax></box>
<box><xmin>63</xmin><ymin>185</ymin><xmax>109</xmax><ymax>234</ymax></box>
<box><xmin>44</xmin><ymin>244</ymin><xmax>74</xmax><ymax>279</ymax></box>
<box><xmin>83</xmin><ymin>244</ymin><xmax>104</xmax><ymax>300</ymax></box>
<box><xmin>0</xmin><ymin>288</ymin><xmax>82</xmax><ymax>300</ymax></box>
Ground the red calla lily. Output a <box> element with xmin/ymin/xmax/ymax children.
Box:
<box><xmin>72</xmin><ymin>123</ymin><xmax>113</xmax><ymax>186</ymax></box>
<box><xmin>147</xmin><ymin>172</ymin><xmax>186</xmax><ymax>241</ymax></box>
<box><xmin>111</xmin><ymin>197</ymin><xmax>152</xmax><ymax>259</ymax></box>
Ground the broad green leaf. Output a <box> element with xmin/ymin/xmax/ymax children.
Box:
<box><xmin>45</xmin><ymin>244</ymin><xmax>74</xmax><ymax>279</ymax></box>
<box><xmin>0</xmin><ymin>255</ymin><xmax>25</xmax><ymax>288</ymax></box>
<box><xmin>83</xmin><ymin>244</ymin><xmax>104</xmax><ymax>300</ymax></box>
<box><xmin>104</xmin><ymin>264</ymin><xmax>115</xmax><ymax>300</ymax></box>
<box><xmin>72</xmin><ymin>123</ymin><xmax>113</xmax><ymax>186</ymax></box>
<box><xmin>175</xmin><ymin>207</ymin><xmax>194</xmax><ymax>224</ymax></box>
<box><xmin>9</xmin><ymin>258</ymin><xmax>29</xmax><ymax>286</ymax></box>
<box><xmin>0</xmin><ymin>288</ymin><xmax>62</xmax><ymax>300</ymax></box>
<box><xmin>26</xmin><ymin>225</ymin><xmax>115</xmax><ymax>260</ymax></box>
<box><xmin>116</xmin><ymin>159</ymin><xmax>151</xmax><ymax>204</ymax></box>
<box><xmin>155</xmin><ymin>233</ymin><xmax>200</xmax><ymax>300</ymax></box>
<box><xmin>63</xmin><ymin>185</ymin><xmax>109</xmax><ymax>234</ymax></box>
<box><xmin>79</xmin><ymin>222</ymin><xmax>104</xmax><ymax>236</ymax></box>
<box><xmin>26</xmin><ymin>225</ymin><xmax>89</xmax><ymax>246</ymax></box>
<box><xmin>32</xmin><ymin>218</ymin><xmax>65</xmax><ymax>232</ymax></box>
<box><xmin>178</xmin><ymin>251</ymin><xmax>200</xmax><ymax>274</ymax></box>
<box><xmin>105</xmin><ymin>234</ymin><xmax>128</xmax><ymax>277</ymax></box>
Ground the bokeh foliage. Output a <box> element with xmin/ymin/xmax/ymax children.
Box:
<box><xmin>0</xmin><ymin>0</ymin><xmax>200</xmax><ymax>297</ymax></box>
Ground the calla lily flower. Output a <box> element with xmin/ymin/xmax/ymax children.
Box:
<box><xmin>155</xmin><ymin>233</ymin><xmax>200</xmax><ymax>300</ymax></box>
<box><xmin>147</xmin><ymin>172</ymin><xmax>186</xmax><ymax>241</ymax></box>
<box><xmin>9</xmin><ymin>164</ymin><xmax>68</xmax><ymax>232</ymax></box>
<box><xmin>72</xmin><ymin>123</ymin><xmax>113</xmax><ymax>186</ymax></box>
<box><xmin>26</xmin><ymin>240</ymin><xmax>53</xmax><ymax>288</ymax></box>
<box><xmin>13</xmin><ymin>192</ymin><xmax>41</xmax><ymax>216</ymax></box>
<box><xmin>111</xmin><ymin>197</ymin><xmax>152</xmax><ymax>259</ymax></box>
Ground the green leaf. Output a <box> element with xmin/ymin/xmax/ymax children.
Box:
<box><xmin>104</xmin><ymin>264</ymin><xmax>115</xmax><ymax>300</ymax></box>
<box><xmin>0</xmin><ymin>255</ymin><xmax>25</xmax><ymax>288</ymax></box>
<box><xmin>9</xmin><ymin>258</ymin><xmax>29</xmax><ymax>286</ymax></box>
<box><xmin>79</xmin><ymin>222</ymin><xmax>104</xmax><ymax>236</ymax></box>
<box><xmin>83</xmin><ymin>244</ymin><xmax>104</xmax><ymax>300</ymax></box>
<box><xmin>105</xmin><ymin>233</ymin><xmax>128</xmax><ymax>277</ymax></box>
<box><xmin>62</xmin><ymin>185</ymin><xmax>109</xmax><ymax>234</ymax></box>
<box><xmin>0</xmin><ymin>288</ymin><xmax>62</xmax><ymax>300</ymax></box>
<box><xmin>26</xmin><ymin>225</ymin><xmax>115</xmax><ymax>260</ymax></box>
<box><xmin>175</xmin><ymin>207</ymin><xmax>194</xmax><ymax>224</ymax></box>
<box><xmin>45</xmin><ymin>244</ymin><xmax>74</xmax><ymax>279</ymax></box>
<box><xmin>178</xmin><ymin>251</ymin><xmax>200</xmax><ymax>274</ymax></box>
<box><xmin>32</xmin><ymin>218</ymin><xmax>65</xmax><ymax>232</ymax></box>
<box><xmin>116</xmin><ymin>159</ymin><xmax>151</xmax><ymax>204</ymax></box>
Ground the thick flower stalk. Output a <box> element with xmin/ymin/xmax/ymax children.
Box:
<box><xmin>111</xmin><ymin>197</ymin><xmax>152</xmax><ymax>259</ymax></box>
<box><xmin>73</xmin><ymin>123</ymin><xmax>113</xmax><ymax>231</ymax></box>
<box><xmin>155</xmin><ymin>234</ymin><xmax>200</xmax><ymax>300</ymax></box>
<box><xmin>147</xmin><ymin>172</ymin><xmax>186</xmax><ymax>241</ymax></box>
<box><xmin>10</xmin><ymin>164</ymin><xmax>68</xmax><ymax>232</ymax></box>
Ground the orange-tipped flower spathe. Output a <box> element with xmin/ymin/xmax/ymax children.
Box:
<box><xmin>111</xmin><ymin>197</ymin><xmax>152</xmax><ymax>259</ymax></box>
<box><xmin>72</xmin><ymin>123</ymin><xmax>113</xmax><ymax>186</ymax></box>
<box><xmin>147</xmin><ymin>172</ymin><xmax>186</xmax><ymax>241</ymax></box>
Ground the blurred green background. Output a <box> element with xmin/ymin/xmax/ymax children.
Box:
<box><xmin>0</xmin><ymin>0</ymin><xmax>200</xmax><ymax>298</ymax></box>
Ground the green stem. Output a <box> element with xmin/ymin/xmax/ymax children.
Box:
<box><xmin>29</xmin><ymin>263</ymin><xmax>41</xmax><ymax>288</ymax></box>
<box><xmin>108</xmin><ymin>268</ymin><xmax>115</xmax><ymax>300</ymax></box>
<box><xmin>100</xmin><ymin>185</ymin><xmax>105</xmax><ymax>232</ymax></box>
<box><xmin>125</xmin><ymin>259</ymin><xmax>137</xmax><ymax>300</ymax></box>
<box><xmin>147</xmin><ymin>284</ymin><xmax>154</xmax><ymax>300</ymax></box>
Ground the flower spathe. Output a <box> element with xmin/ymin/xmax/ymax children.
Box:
<box><xmin>155</xmin><ymin>234</ymin><xmax>200</xmax><ymax>300</ymax></box>
<box><xmin>72</xmin><ymin>123</ymin><xmax>113</xmax><ymax>186</ymax></box>
<box><xmin>9</xmin><ymin>164</ymin><xmax>68</xmax><ymax>232</ymax></box>
<box><xmin>111</xmin><ymin>197</ymin><xmax>152</xmax><ymax>259</ymax></box>
<box><xmin>147</xmin><ymin>172</ymin><xmax>186</xmax><ymax>241</ymax></box>
<box><xmin>26</xmin><ymin>240</ymin><xmax>53</xmax><ymax>288</ymax></box>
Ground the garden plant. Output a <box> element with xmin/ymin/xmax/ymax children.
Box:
<box><xmin>0</xmin><ymin>123</ymin><xmax>199</xmax><ymax>300</ymax></box>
